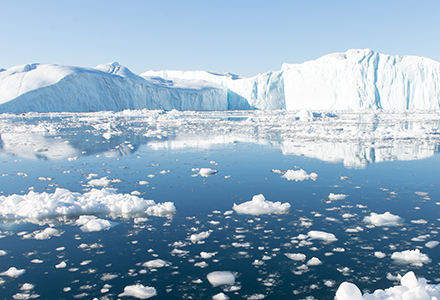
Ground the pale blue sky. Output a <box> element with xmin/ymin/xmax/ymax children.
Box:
<box><xmin>1</xmin><ymin>0</ymin><xmax>439</xmax><ymax>77</ymax></box>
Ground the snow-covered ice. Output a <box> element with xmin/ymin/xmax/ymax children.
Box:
<box><xmin>307</xmin><ymin>230</ymin><xmax>338</xmax><ymax>243</ymax></box>
<box><xmin>0</xmin><ymin>267</ymin><xmax>26</xmax><ymax>278</ymax></box>
<box><xmin>76</xmin><ymin>215</ymin><xmax>117</xmax><ymax>232</ymax></box>
<box><xmin>233</xmin><ymin>194</ymin><xmax>291</xmax><ymax>215</ymax></box>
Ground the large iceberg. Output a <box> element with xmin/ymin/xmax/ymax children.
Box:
<box><xmin>144</xmin><ymin>49</ymin><xmax>440</xmax><ymax>110</ymax></box>
<box><xmin>1</xmin><ymin>49</ymin><xmax>440</xmax><ymax>113</ymax></box>
<box><xmin>0</xmin><ymin>62</ymin><xmax>250</xmax><ymax>113</ymax></box>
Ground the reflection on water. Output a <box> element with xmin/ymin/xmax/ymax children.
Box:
<box><xmin>1</xmin><ymin>110</ymin><xmax>440</xmax><ymax>168</ymax></box>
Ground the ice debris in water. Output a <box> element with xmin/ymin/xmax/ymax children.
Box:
<box><xmin>190</xmin><ymin>230</ymin><xmax>212</xmax><ymax>243</ymax></box>
<box><xmin>76</xmin><ymin>215</ymin><xmax>117</xmax><ymax>232</ymax></box>
<box><xmin>212</xmin><ymin>292</ymin><xmax>230</xmax><ymax>300</ymax></box>
<box><xmin>363</xmin><ymin>211</ymin><xmax>404</xmax><ymax>226</ymax></box>
<box><xmin>282</xmin><ymin>169</ymin><xmax>318</xmax><ymax>181</ymax></box>
<box><xmin>199</xmin><ymin>168</ymin><xmax>218</xmax><ymax>177</ymax></box>
<box><xmin>118</xmin><ymin>284</ymin><xmax>157</xmax><ymax>299</ymax></box>
<box><xmin>335</xmin><ymin>271</ymin><xmax>440</xmax><ymax>299</ymax></box>
<box><xmin>232</xmin><ymin>194</ymin><xmax>291</xmax><ymax>215</ymax></box>
<box><xmin>0</xmin><ymin>188</ymin><xmax>176</xmax><ymax>219</ymax></box>
<box><xmin>207</xmin><ymin>271</ymin><xmax>236</xmax><ymax>287</ymax></box>
<box><xmin>0</xmin><ymin>267</ymin><xmax>26</xmax><ymax>278</ymax></box>
<box><xmin>390</xmin><ymin>249</ymin><xmax>431</xmax><ymax>266</ymax></box>
<box><xmin>328</xmin><ymin>193</ymin><xmax>348</xmax><ymax>200</ymax></box>
<box><xmin>307</xmin><ymin>230</ymin><xmax>338</xmax><ymax>243</ymax></box>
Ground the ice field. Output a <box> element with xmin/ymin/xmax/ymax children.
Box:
<box><xmin>1</xmin><ymin>109</ymin><xmax>440</xmax><ymax>299</ymax></box>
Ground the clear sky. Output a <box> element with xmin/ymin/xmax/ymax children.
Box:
<box><xmin>1</xmin><ymin>0</ymin><xmax>439</xmax><ymax>77</ymax></box>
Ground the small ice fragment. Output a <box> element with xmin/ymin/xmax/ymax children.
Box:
<box><xmin>207</xmin><ymin>271</ymin><xmax>235</xmax><ymax>287</ymax></box>
<box><xmin>212</xmin><ymin>292</ymin><xmax>229</xmax><ymax>300</ymax></box>
<box><xmin>328</xmin><ymin>193</ymin><xmax>347</xmax><ymax>200</ymax></box>
<box><xmin>0</xmin><ymin>267</ymin><xmax>26</xmax><ymax>277</ymax></box>
<box><xmin>363</xmin><ymin>212</ymin><xmax>404</xmax><ymax>226</ymax></box>
<box><xmin>55</xmin><ymin>261</ymin><xmax>67</xmax><ymax>269</ymax></box>
<box><xmin>118</xmin><ymin>284</ymin><xmax>157</xmax><ymax>299</ymax></box>
<box><xmin>199</xmin><ymin>168</ymin><xmax>218</xmax><ymax>177</ymax></box>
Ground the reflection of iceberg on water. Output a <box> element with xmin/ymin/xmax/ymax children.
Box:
<box><xmin>280</xmin><ymin>139</ymin><xmax>440</xmax><ymax>168</ymax></box>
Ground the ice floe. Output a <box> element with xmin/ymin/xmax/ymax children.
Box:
<box><xmin>0</xmin><ymin>188</ymin><xmax>176</xmax><ymax>220</ymax></box>
<box><xmin>335</xmin><ymin>271</ymin><xmax>440</xmax><ymax>300</ymax></box>
<box><xmin>207</xmin><ymin>271</ymin><xmax>236</xmax><ymax>287</ymax></box>
<box><xmin>282</xmin><ymin>169</ymin><xmax>318</xmax><ymax>181</ymax></box>
<box><xmin>390</xmin><ymin>249</ymin><xmax>431</xmax><ymax>266</ymax></box>
<box><xmin>232</xmin><ymin>194</ymin><xmax>291</xmax><ymax>215</ymax></box>
<box><xmin>0</xmin><ymin>267</ymin><xmax>26</xmax><ymax>277</ymax></box>
<box><xmin>118</xmin><ymin>284</ymin><xmax>157</xmax><ymax>299</ymax></box>
<box><xmin>328</xmin><ymin>193</ymin><xmax>348</xmax><ymax>201</ymax></box>
<box><xmin>199</xmin><ymin>168</ymin><xmax>218</xmax><ymax>177</ymax></box>
<box><xmin>307</xmin><ymin>230</ymin><xmax>338</xmax><ymax>243</ymax></box>
<box><xmin>76</xmin><ymin>215</ymin><xmax>117</xmax><ymax>232</ymax></box>
<box><xmin>363</xmin><ymin>212</ymin><xmax>404</xmax><ymax>226</ymax></box>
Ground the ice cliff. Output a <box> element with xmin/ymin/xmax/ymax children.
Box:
<box><xmin>1</xmin><ymin>49</ymin><xmax>439</xmax><ymax>113</ymax></box>
<box><xmin>144</xmin><ymin>49</ymin><xmax>440</xmax><ymax>110</ymax></box>
<box><xmin>0</xmin><ymin>62</ymin><xmax>250</xmax><ymax>113</ymax></box>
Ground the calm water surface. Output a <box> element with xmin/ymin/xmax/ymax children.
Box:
<box><xmin>1</xmin><ymin>111</ymin><xmax>440</xmax><ymax>299</ymax></box>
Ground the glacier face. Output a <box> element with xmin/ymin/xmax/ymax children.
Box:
<box><xmin>1</xmin><ymin>49</ymin><xmax>439</xmax><ymax>113</ymax></box>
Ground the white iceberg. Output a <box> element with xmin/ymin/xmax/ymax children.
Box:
<box><xmin>0</xmin><ymin>267</ymin><xmax>26</xmax><ymax>278</ymax></box>
<box><xmin>232</xmin><ymin>194</ymin><xmax>291</xmax><ymax>215</ymax></box>
<box><xmin>76</xmin><ymin>215</ymin><xmax>117</xmax><ymax>232</ymax></box>
<box><xmin>2</xmin><ymin>49</ymin><xmax>440</xmax><ymax>113</ymax></box>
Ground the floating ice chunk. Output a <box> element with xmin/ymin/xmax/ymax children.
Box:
<box><xmin>118</xmin><ymin>284</ymin><xmax>157</xmax><ymax>299</ymax></box>
<box><xmin>207</xmin><ymin>271</ymin><xmax>236</xmax><ymax>287</ymax></box>
<box><xmin>76</xmin><ymin>216</ymin><xmax>117</xmax><ymax>232</ymax></box>
<box><xmin>212</xmin><ymin>292</ymin><xmax>229</xmax><ymax>300</ymax></box>
<box><xmin>411</xmin><ymin>219</ymin><xmax>428</xmax><ymax>224</ymax></box>
<box><xmin>34</xmin><ymin>227</ymin><xmax>63</xmax><ymax>240</ymax></box>
<box><xmin>55</xmin><ymin>261</ymin><xmax>67</xmax><ymax>269</ymax></box>
<box><xmin>101</xmin><ymin>273</ymin><xmax>118</xmax><ymax>281</ymax></box>
<box><xmin>307</xmin><ymin>230</ymin><xmax>338</xmax><ymax>243</ymax></box>
<box><xmin>295</xmin><ymin>110</ymin><xmax>314</xmax><ymax>121</ymax></box>
<box><xmin>284</xmin><ymin>253</ymin><xmax>306</xmax><ymax>261</ymax></box>
<box><xmin>138</xmin><ymin>181</ymin><xmax>149</xmax><ymax>185</ymax></box>
<box><xmin>425</xmin><ymin>241</ymin><xmax>440</xmax><ymax>249</ymax></box>
<box><xmin>199</xmin><ymin>168</ymin><xmax>218</xmax><ymax>177</ymax></box>
<box><xmin>20</xmin><ymin>283</ymin><xmax>34</xmax><ymax>291</ymax></box>
<box><xmin>306</xmin><ymin>257</ymin><xmax>322</xmax><ymax>266</ymax></box>
<box><xmin>0</xmin><ymin>188</ymin><xmax>175</xmax><ymax>219</ymax></box>
<box><xmin>88</xmin><ymin>177</ymin><xmax>112</xmax><ymax>187</ymax></box>
<box><xmin>31</xmin><ymin>259</ymin><xmax>43</xmax><ymax>264</ymax></box>
<box><xmin>328</xmin><ymin>193</ymin><xmax>347</xmax><ymax>200</ymax></box>
<box><xmin>0</xmin><ymin>267</ymin><xmax>26</xmax><ymax>277</ymax></box>
<box><xmin>335</xmin><ymin>282</ymin><xmax>363</xmax><ymax>300</ymax></box>
<box><xmin>0</xmin><ymin>250</ymin><xmax>6</xmax><ymax>256</ymax></box>
<box><xmin>146</xmin><ymin>202</ymin><xmax>176</xmax><ymax>217</ymax></box>
<box><xmin>190</xmin><ymin>230</ymin><xmax>212</xmax><ymax>243</ymax></box>
<box><xmin>200</xmin><ymin>251</ymin><xmax>217</xmax><ymax>259</ymax></box>
<box><xmin>391</xmin><ymin>249</ymin><xmax>431</xmax><ymax>266</ymax></box>
<box><xmin>142</xmin><ymin>259</ymin><xmax>170</xmax><ymax>268</ymax></box>
<box><xmin>194</xmin><ymin>261</ymin><xmax>208</xmax><ymax>268</ymax></box>
<box><xmin>363</xmin><ymin>212</ymin><xmax>404</xmax><ymax>226</ymax></box>
<box><xmin>283</xmin><ymin>169</ymin><xmax>318</xmax><ymax>181</ymax></box>
<box><xmin>336</xmin><ymin>271</ymin><xmax>440</xmax><ymax>299</ymax></box>
<box><xmin>233</xmin><ymin>194</ymin><xmax>290</xmax><ymax>215</ymax></box>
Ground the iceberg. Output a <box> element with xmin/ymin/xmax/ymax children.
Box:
<box><xmin>144</xmin><ymin>49</ymin><xmax>440</xmax><ymax>110</ymax></box>
<box><xmin>1</xmin><ymin>49</ymin><xmax>440</xmax><ymax>113</ymax></box>
<box><xmin>0</xmin><ymin>62</ymin><xmax>250</xmax><ymax>113</ymax></box>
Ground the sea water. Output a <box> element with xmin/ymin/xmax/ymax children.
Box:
<box><xmin>0</xmin><ymin>110</ymin><xmax>440</xmax><ymax>299</ymax></box>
